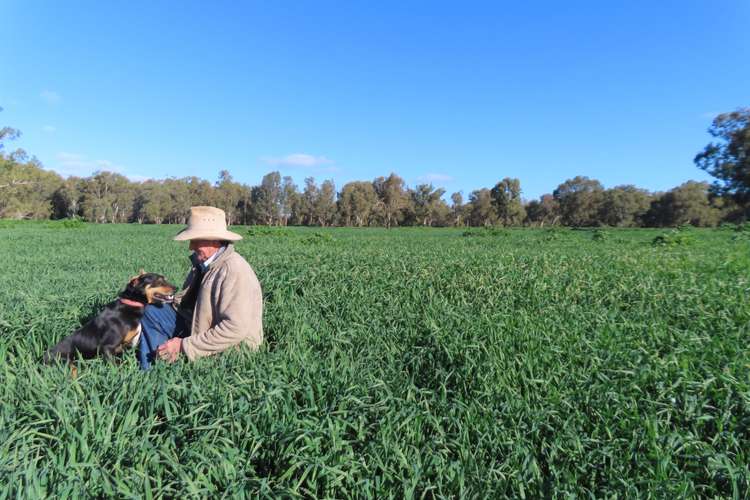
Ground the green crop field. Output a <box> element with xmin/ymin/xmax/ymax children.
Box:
<box><xmin>0</xmin><ymin>222</ymin><xmax>748</xmax><ymax>498</ymax></box>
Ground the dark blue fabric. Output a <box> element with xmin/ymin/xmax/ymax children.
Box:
<box><xmin>137</xmin><ymin>303</ymin><xmax>188</xmax><ymax>370</ymax></box>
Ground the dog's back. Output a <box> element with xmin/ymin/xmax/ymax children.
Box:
<box><xmin>43</xmin><ymin>300</ymin><xmax>137</xmax><ymax>363</ymax></box>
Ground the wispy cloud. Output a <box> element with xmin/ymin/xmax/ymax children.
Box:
<box><xmin>417</xmin><ymin>172</ymin><xmax>454</xmax><ymax>183</ymax></box>
<box><xmin>55</xmin><ymin>151</ymin><xmax>147</xmax><ymax>181</ymax></box>
<box><xmin>42</xmin><ymin>125</ymin><xmax>56</xmax><ymax>133</ymax></box>
<box><xmin>40</xmin><ymin>90</ymin><xmax>61</xmax><ymax>104</ymax></box>
<box><xmin>261</xmin><ymin>153</ymin><xmax>339</xmax><ymax>172</ymax></box>
<box><xmin>57</xmin><ymin>152</ymin><xmax>85</xmax><ymax>163</ymax></box>
<box><xmin>56</xmin><ymin>152</ymin><xmax>118</xmax><ymax>176</ymax></box>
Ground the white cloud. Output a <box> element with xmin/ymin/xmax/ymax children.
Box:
<box><xmin>261</xmin><ymin>153</ymin><xmax>338</xmax><ymax>172</ymax></box>
<box><xmin>42</xmin><ymin>125</ymin><xmax>56</xmax><ymax>133</ymax></box>
<box><xmin>417</xmin><ymin>172</ymin><xmax>454</xmax><ymax>183</ymax></box>
<box><xmin>40</xmin><ymin>90</ymin><xmax>61</xmax><ymax>104</ymax></box>
<box><xmin>55</xmin><ymin>151</ymin><xmax>147</xmax><ymax>181</ymax></box>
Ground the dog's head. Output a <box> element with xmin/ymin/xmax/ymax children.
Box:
<box><xmin>122</xmin><ymin>271</ymin><xmax>177</xmax><ymax>305</ymax></box>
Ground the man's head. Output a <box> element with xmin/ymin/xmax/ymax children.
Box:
<box><xmin>173</xmin><ymin>207</ymin><xmax>242</xmax><ymax>254</ymax></box>
<box><xmin>189</xmin><ymin>239</ymin><xmax>225</xmax><ymax>262</ymax></box>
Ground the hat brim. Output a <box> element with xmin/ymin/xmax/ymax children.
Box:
<box><xmin>173</xmin><ymin>228</ymin><xmax>243</xmax><ymax>241</ymax></box>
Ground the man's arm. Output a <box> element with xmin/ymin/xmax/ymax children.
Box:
<box><xmin>181</xmin><ymin>264</ymin><xmax>262</xmax><ymax>361</ymax></box>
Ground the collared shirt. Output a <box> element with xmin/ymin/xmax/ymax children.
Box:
<box><xmin>201</xmin><ymin>244</ymin><xmax>227</xmax><ymax>271</ymax></box>
<box><xmin>180</xmin><ymin>244</ymin><xmax>229</xmax><ymax>314</ymax></box>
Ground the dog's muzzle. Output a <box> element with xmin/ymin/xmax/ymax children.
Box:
<box><xmin>153</xmin><ymin>293</ymin><xmax>175</xmax><ymax>303</ymax></box>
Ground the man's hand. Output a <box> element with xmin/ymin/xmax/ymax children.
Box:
<box><xmin>157</xmin><ymin>338</ymin><xmax>183</xmax><ymax>363</ymax></box>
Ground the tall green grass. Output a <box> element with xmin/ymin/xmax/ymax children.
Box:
<box><xmin>0</xmin><ymin>224</ymin><xmax>748</xmax><ymax>497</ymax></box>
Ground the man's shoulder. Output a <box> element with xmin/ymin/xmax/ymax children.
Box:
<box><xmin>215</xmin><ymin>251</ymin><xmax>261</xmax><ymax>292</ymax></box>
<box><xmin>216</xmin><ymin>248</ymin><xmax>255</xmax><ymax>274</ymax></box>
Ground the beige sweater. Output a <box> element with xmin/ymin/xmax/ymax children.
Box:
<box><xmin>175</xmin><ymin>244</ymin><xmax>263</xmax><ymax>361</ymax></box>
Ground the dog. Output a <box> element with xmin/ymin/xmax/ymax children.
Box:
<box><xmin>43</xmin><ymin>271</ymin><xmax>177</xmax><ymax>367</ymax></box>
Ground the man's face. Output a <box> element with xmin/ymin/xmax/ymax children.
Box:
<box><xmin>189</xmin><ymin>239</ymin><xmax>224</xmax><ymax>262</ymax></box>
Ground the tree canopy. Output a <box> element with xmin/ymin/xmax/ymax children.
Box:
<box><xmin>0</xmin><ymin>107</ymin><xmax>744</xmax><ymax>228</ymax></box>
<box><xmin>694</xmin><ymin>108</ymin><xmax>750</xmax><ymax>206</ymax></box>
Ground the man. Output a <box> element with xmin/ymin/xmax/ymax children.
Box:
<box><xmin>137</xmin><ymin>206</ymin><xmax>263</xmax><ymax>370</ymax></box>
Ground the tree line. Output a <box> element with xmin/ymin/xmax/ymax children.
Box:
<box><xmin>1</xmin><ymin>108</ymin><xmax>748</xmax><ymax>228</ymax></box>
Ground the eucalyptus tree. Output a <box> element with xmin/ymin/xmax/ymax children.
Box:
<box><xmin>214</xmin><ymin>170</ymin><xmax>246</xmax><ymax>225</ymax></box>
<box><xmin>598</xmin><ymin>185</ymin><xmax>652</xmax><ymax>227</ymax></box>
<box><xmin>315</xmin><ymin>179</ymin><xmax>337</xmax><ymax>226</ymax></box>
<box><xmin>300</xmin><ymin>177</ymin><xmax>319</xmax><ymax>226</ymax></box>
<box><xmin>252</xmin><ymin>171</ymin><xmax>282</xmax><ymax>225</ymax></box>
<box><xmin>695</xmin><ymin>108</ymin><xmax>750</xmax><ymax>207</ymax></box>
<box><xmin>468</xmin><ymin>188</ymin><xmax>498</xmax><ymax>227</ymax></box>
<box><xmin>372</xmin><ymin>173</ymin><xmax>408</xmax><ymax>228</ymax></box>
<box><xmin>450</xmin><ymin>192</ymin><xmax>466</xmax><ymax>227</ymax></box>
<box><xmin>525</xmin><ymin>194</ymin><xmax>560</xmax><ymax>227</ymax></box>
<box><xmin>553</xmin><ymin>176</ymin><xmax>604</xmax><ymax>226</ymax></box>
<box><xmin>409</xmin><ymin>184</ymin><xmax>447</xmax><ymax>226</ymax></box>
<box><xmin>79</xmin><ymin>171</ymin><xmax>134</xmax><ymax>223</ymax></box>
<box><xmin>645</xmin><ymin>181</ymin><xmax>720</xmax><ymax>227</ymax></box>
<box><xmin>280</xmin><ymin>176</ymin><xmax>299</xmax><ymax>226</ymax></box>
<box><xmin>490</xmin><ymin>177</ymin><xmax>525</xmax><ymax>226</ymax></box>
<box><xmin>338</xmin><ymin>181</ymin><xmax>378</xmax><ymax>227</ymax></box>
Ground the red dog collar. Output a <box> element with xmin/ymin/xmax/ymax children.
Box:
<box><xmin>119</xmin><ymin>298</ymin><xmax>145</xmax><ymax>308</ymax></box>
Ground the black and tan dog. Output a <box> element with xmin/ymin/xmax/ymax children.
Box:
<box><xmin>43</xmin><ymin>272</ymin><xmax>177</xmax><ymax>366</ymax></box>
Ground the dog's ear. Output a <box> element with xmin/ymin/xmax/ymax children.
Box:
<box><xmin>129</xmin><ymin>269</ymin><xmax>146</xmax><ymax>284</ymax></box>
<box><xmin>123</xmin><ymin>277</ymin><xmax>147</xmax><ymax>302</ymax></box>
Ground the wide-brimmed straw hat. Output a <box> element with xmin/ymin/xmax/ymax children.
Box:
<box><xmin>173</xmin><ymin>206</ymin><xmax>243</xmax><ymax>242</ymax></box>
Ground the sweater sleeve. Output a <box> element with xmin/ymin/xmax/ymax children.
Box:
<box><xmin>181</xmin><ymin>263</ymin><xmax>263</xmax><ymax>361</ymax></box>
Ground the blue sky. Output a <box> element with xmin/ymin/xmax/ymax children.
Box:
<box><xmin>1</xmin><ymin>1</ymin><xmax>748</xmax><ymax>200</ymax></box>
